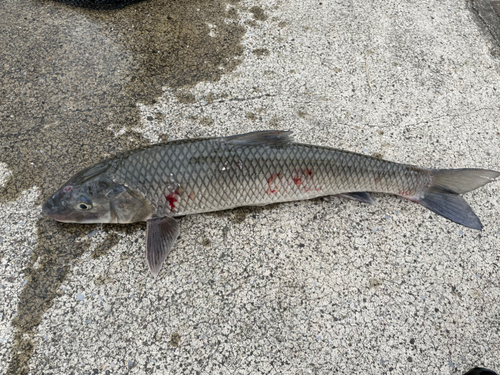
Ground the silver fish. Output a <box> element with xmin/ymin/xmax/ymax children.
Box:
<box><xmin>42</xmin><ymin>131</ymin><xmax>499</xmax><ymax>277</ymax></box>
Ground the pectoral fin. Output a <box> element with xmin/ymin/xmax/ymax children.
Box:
<box><xmin>146</xmin><ymin>217</ymin><xmax>180</xmax><ymax>278</ymax></box>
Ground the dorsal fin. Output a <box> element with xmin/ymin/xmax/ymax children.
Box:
<box><xmin>222</xmin><ymin>131</ymin><xmax>293</xmax><ymax>146</ymax></box>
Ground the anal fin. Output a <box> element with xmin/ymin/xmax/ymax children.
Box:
<box><xmin>146</xmin><ymin>217</ymin><xmax>180</xmax><ymax>278</ymax></box>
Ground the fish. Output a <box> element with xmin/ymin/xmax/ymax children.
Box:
<box><xmin>42</xmin><ymin>130</ymin><xmax>499</xmax><ymax>277</ymax></box>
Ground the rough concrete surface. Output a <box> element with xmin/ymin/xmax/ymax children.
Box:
<box><xmin>1</xmin><ymin>0</ymin><xmax>500</xmax><ymax>374</ymax></box>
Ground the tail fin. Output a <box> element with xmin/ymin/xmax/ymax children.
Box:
<box><xmin>416</xmin><ymin>169</ymin><xmax>499</xmax><ymax>230</ymax></box>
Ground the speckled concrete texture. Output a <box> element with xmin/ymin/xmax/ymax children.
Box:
<box><xmin>1</xmin><ymin>0</ymin><xmax>500</xmax><ymax>374</ymax></box>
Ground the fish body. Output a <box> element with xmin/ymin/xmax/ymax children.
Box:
<box><xmin>112</xmin><ymin>135</ymin><xmax>431</xmax><ymax>217</ymax></box>
<box><xmin>42</xmin><ymin>131</ymin><xmax>499</xmax><ymax>276</ymax></box>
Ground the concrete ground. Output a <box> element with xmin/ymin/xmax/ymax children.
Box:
<box><xmin>1</xmin><ymin>0</ymin><xmax>500</xmax><ymax>374</ymax></box>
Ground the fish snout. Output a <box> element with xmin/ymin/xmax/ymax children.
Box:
<box><xmin>42</xmin><ymin>197</ymin><xmax>55</xmax><ymax>217</ymax></box>
<box><xmin>42</xmin><ymin>195</ymin><xmax>66</xmax><ymax>220</ymax></box>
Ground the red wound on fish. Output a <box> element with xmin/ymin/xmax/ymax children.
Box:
<box><xmin>266</xmin><ymin>172</ymin><xmax>281</xmax><ymax>194</ymax></box>
<box><xmin>165</xmin><ymin>193</ymin><xmax>178</xmax><ymax>212</ymax></box>
<box><xmin>293</xmin><ymin>169</ymin><xmax>314</xmax><ymax>189</ymax></box>
<box><xmin>63</xmin><ymin>186</ymin><xmax>73</xmax><ymax>193</ymax></box>
<box><xmin>267</xmin><ymin>173</ymin><xmax>276</xmax><ymax>185</ymax></box>
<box><xmin>165</xmin><ymin>189</ymin><xmax>180</xmax><ymax>212</ymax></box>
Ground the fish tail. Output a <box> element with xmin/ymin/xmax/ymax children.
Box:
<box><xmin>414</xmin><ymin>168</ymin><xmax>499</xmax><ymax>230</ymax></box>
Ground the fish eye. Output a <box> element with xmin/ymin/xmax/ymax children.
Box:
<box><xmin>77</xmin><ymin>197</ymin><xmax>93</xmax><ymax>210</ymax></box>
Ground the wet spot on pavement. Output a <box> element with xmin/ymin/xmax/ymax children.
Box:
<box><xmin>0</xmin><ymin>0</ymin><xmax>247</xmax><ymax>371</ymax></box>
<box><xmin>91</xmin><ymin>232</ymin><xmax>121</xmax><ymax>259</ymax></box>
<box><xmin>6</xmin><ymin>218</ymin><xmax>91</xmax><ymax>375</ymax></box>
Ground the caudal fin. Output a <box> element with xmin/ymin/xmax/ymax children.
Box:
<box><xmin>416</xmin><ymin>168</ymin><xmax>499</xmax><ymax>230</ymax></box>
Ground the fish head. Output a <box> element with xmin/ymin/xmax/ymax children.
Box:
<box><xmin>42</xmin><ymin>161</ymin><xmax>152</xmax><ymax>224</ymax></box>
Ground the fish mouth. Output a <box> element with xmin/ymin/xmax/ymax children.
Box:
<box><xmin>42</xmin><ymin>197</ymin><xmax>73</xmax><ymax>223</ymax></box>
<box><xmin>41</xmin><ymin>198</ymin><xmax>54</xmax><ymax>217</ymax></box>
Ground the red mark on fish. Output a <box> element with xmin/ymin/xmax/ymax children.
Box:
<box><xmin>63</xmin><ymin>186</ymin><xmax>73</xmax><ymax>193</ymax></box>
<box><xmin>293</xmin><ymin>169</ymin><xmax>314</xmax><ymax>189</ymax></box>
<box><xmin>267</xmin><ymin>172</ymin><xmax>282</xmax><ymax>194</ymax></box>
<box><xmin>165</xmin><ymin>193</ymin><xmax>178</xmax><ymax>212</ymax></box>
<box><xmin>165</xmin><ymin>188</ymin><xmax>181</xmax><ymax>212</ymax></box>
<box><xmin>398</xmin><ymin>189</ymin><xmax>413</xmax><ymax>197</ymax></box>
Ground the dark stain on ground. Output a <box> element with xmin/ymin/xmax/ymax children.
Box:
<box><xmin>87</xmin><ymin>0</ymin><xmax>246</xmax><ymax>98</ymax></box>
<box><xmin>169</xmin><ymin>332</ymin><xmax>181</xmax><ymax>347</ymax></box>
<box><xmin>175</xmin><ymin>92</ymin><xmax>197</xmax><ymax>104</ymax></box>
<box><xmin>269</xmin><ymin>115</ymin><xmax>280</xmax><ymax>128</ymax></box>
<box><xmin>6</xmin><ymin>219</ymin><xmax>91</xmax><ymax>375</ymax></box>
<box><xmin>199</xmin><ymin>117</ymin><xmax>215</xmax><ymax>127</ymax></box>
<box><xmin>250</xmin><ymin>5</ymin><xmax>268</xmax><ymax>21</ymax></box>
<box><xmin>368</xmin><ymin>277</ymin><xmax>382</xmax><ymax>289</ymax></box>
<box><xmin>91</xmin><ymin>232</ymin><xmax>121</xmax><ymax>259</ymax></box>
<box><xmin>200</xmin><ymin>237</ymin><xmax>212</xmax><ymax>247</ymax></box>
<box><xmin>0</xmin><ymin>0</ymin><xmax>247</xmax><ymax>372</ymax></box>
<box><xmin>246</xmin><ymin>112</ymin><xmax>258</xmax><ymax>120</ymax></box>
<box><xmin>297</xmin><ymin>110</ymin><xmax>307</xmax><ymax>118</ymax></box>
<box><xmin>230</xmin><ymin>209</ymin><xmax>249</xmax><ymax>224</ymax></box>
<box><xmin>252</xmin><ymin>48</ymin><xmax>270</xmax><ymax>57</ymax></box>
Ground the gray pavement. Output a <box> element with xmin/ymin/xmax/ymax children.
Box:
<box><xmin>1</xmin><ymin>0</ymin><xmax>500</xmax><ymax>374</ymax></box>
